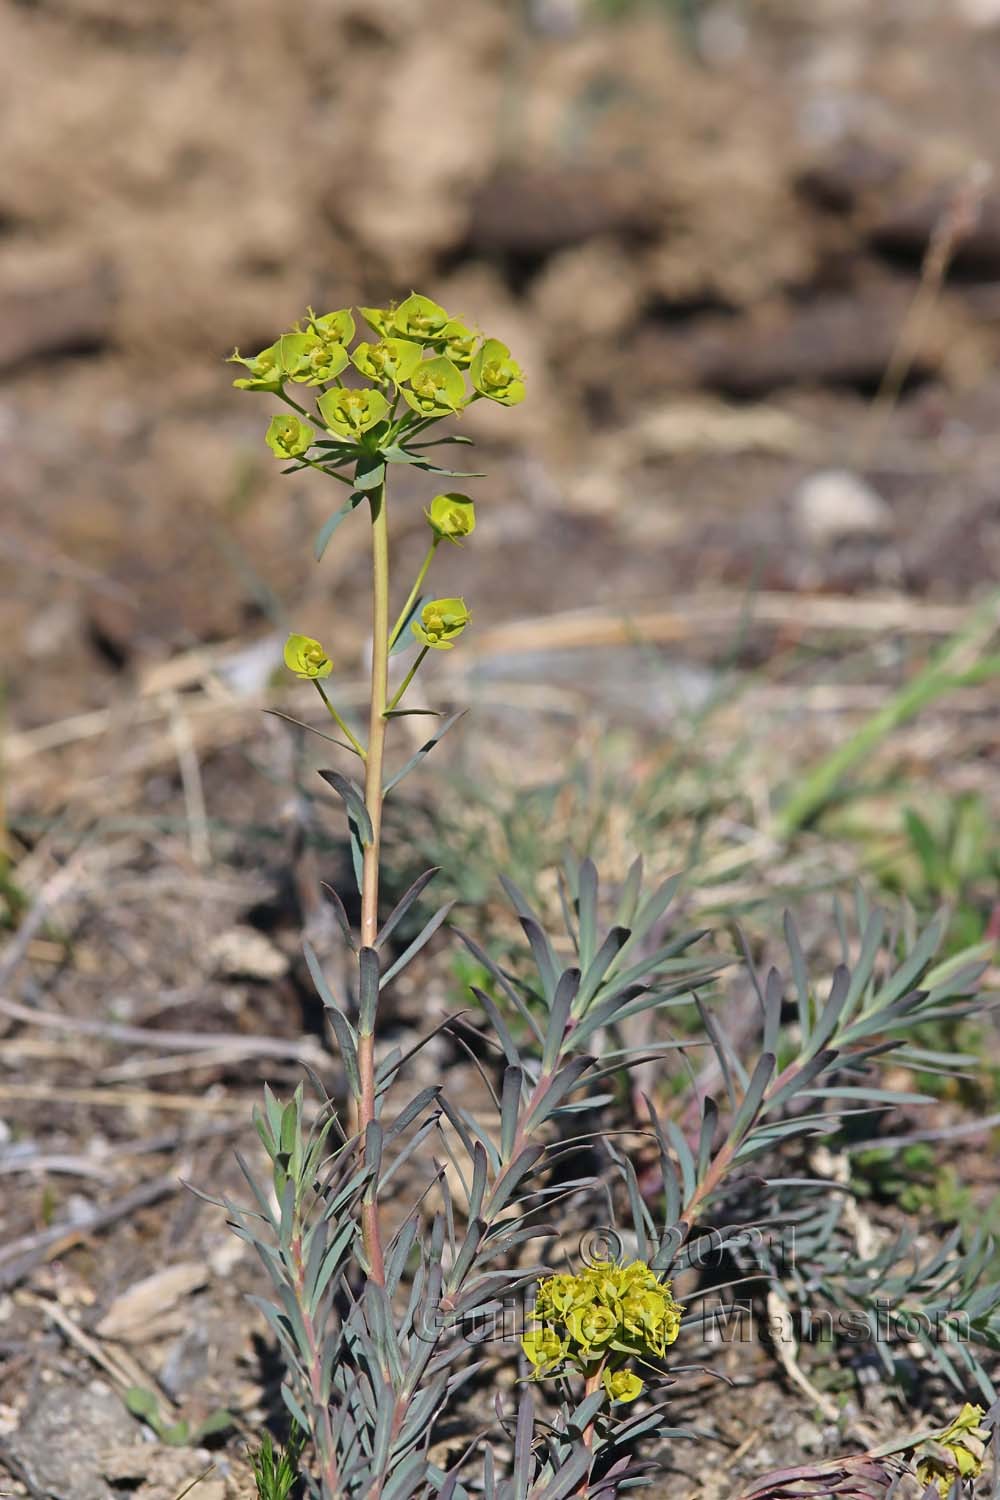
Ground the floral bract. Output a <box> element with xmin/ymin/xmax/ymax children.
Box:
<box><xmin>402</xmin><ymin>356</ymin><xmax>466</xmax><ymax>418</ymax></box>
<box><xmin>352</xmin><ymin>338</ymin><xmax>423</xmax><ymax>387</ymax></box>
<box><xmin>426</xmin><ymin>493</ymin><xmax>475</xmax><ymax>543</ymax></box>
<box><xmin>266</xmin><ymin>414</ymin><xmax>315</xmax><ymax>461</ymax></box>
<box><xmin>317</xmin><ymin>386</ymin><xmax>389</xmax><ymax>438</ymax></box>
<box><xmin>284</xmin><ymin>634</ymin><xmax>333</xmax><ymax>680</ymax></box>
<box><xmin>412</xmin><ymin>597</ymin><xmax>470</xmax><ymax>650</ymax></box>
<box><xmin>471</xmin><ymin>338</ymin><xmax>525</xmax><ymax>406</ymax></box>
<box><xmin>391</xmin><ymin>292</ymin><xmax>451</xmax><ymax>342</ymax></box>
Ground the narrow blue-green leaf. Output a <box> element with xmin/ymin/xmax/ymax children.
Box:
<box><xmin>304</xmin><ymin>950</ymin><xmax>361</xmax><ymax>1096</ymax></box>
<box><xmin>489</xmin><ymin>1144</ymin><xmax>544</xmax><ymax>1216</ymax></box>
<box><xmin>386</xmin><ymin>1219</ymin><xmax>418</xmax><ymax>1296</ymax></box>
<box><xmin>762</xmin><ymin>1048</ymin><xmax>837</xmax><ymax>1117</ymax></box>
<box><xmin>454</xmin><ymin>927</ymin><xmax>544</xmax><ymax>1045</ymax></box>
<box><xmin>265</xmin><ymin>709</ymin><xmax>356</xmax><ymax>755</ymax></box>
<box><xmin>348</xmin><ymin>819</ymin><xmax>364</xmax><ymax>893</ymax></box>
<box><xmin>663</xmin><ymin>1119</ymin><xmax>696</xmax><ymax>1203</ymax></box>
<box><xmin>841</xmin><ymin>909</ymin><xmax>885</xmax><ymax>1024</ymax></box>
<box><xmin>364</xmin><ymin>1120</ymin><xmax>383</xmax><ymax>1201</ymax></box>
<box><xmin>763</xmin><ymin>968</ymin><xmax>783</xmax><ymax>1058</ymax></box>
<box><xmin>616</xmin><ymin>872</ymin><xmax>681</xmax><ymax>961</ymax></box>
<box><xmin>385</xmin><ymin>1086</ymin><xmax>441</xmax><ymax>1143</ymax></box>
<box><xmin>383</xmin><ymin>710</ymin><xmax>466</xmax><ymax>792</ymax></box>
<box><xmin>523</xmin><ymin>1055</ymin><xmax>593</xmax><ymax>1133</ymax></box>
<box><xmin>695</xmin><ymin>998</ymin><xmax>737</xmax><ymax>1110</ymax></box>
<box><xmin>783</xmin><ymin>910</ymin><xmax>810</xmax><ymax>1039</ymax></box>
<box><xmin>472</xmin><ymin>987</ymin><xmax>521</xmax><ymax>1069</ymax></box>
<box><xmin>380</xmin><ymin>901</ymin><xmax>455</xmax><ymax>988</ymax></box>
<box><xmin>867</xmin><ymin>918</ymin><xmax>944</xmax><ymax>1014</ymax></box>
<box><xmin>697</xmin><ymin>1097</ymin><xmax>718</xmax><ymax>1179</ymax></box>
<box><xmin>320</xmin><ymin>882</ymin><xmax>357</xmax><ymax>952</ymax></box>
<box><xmin>500</xmin><ymin>1066</ymin><xmax>523</xmax><ymax>1161</ymax></box>
<box><xmin>358</xmin><ymin>945</ymin><xmax>380</xmax><ymax>1035</ymax></box>
<box><xmin>376</xmin><ymin>868</ymin><xmax>441</xmax><ymax>951</ymax></box>
<box><xmin>804</xmin><ymin>964</ymin><xmax>851</xmax><ymax>1058</ymax></box>
<box><xmin>729</xmin><ymin>1052</ymin><xmax>775</xmax><ymax>1142</ymax></box>
<box><xmin>535</xmin><ymin>1446</ymin><xmax>592</xmax><ymax>1500</ymax></box>
<box><xmin>318</xmin><ymin>769</ymin><xmax>374</xmax><ymax>845</ymax></box>
<box><xmin>381</xmin><ymin>1449</ymin><xmax>427</xmax><ymax>1500</ymax></box>
<box><xmin>469</xmin><ymin>1141</ymin><xmax>489</xmax><ymax>1221</ymax></box>
<box><xmin>542</xmin><ymin>969</ymin><xmax>579</xmax><ymax>1072</ymax></box>
<box><xmin>576</xmin><ymin>859</ymin><xmax>599</xmax><ymax>970</ymax></box>
<box><xmin>519</xmin><ymin>914</ymin><xmax>560</xmax><ymax>1007</ymax></box>
<box><xmin>314</xmin><ymin>492</ymin><xmax>364</xmax><ymax>561</ymax></box>
<box><xmin>574</xmin><ymin>926</ymin><xmax>630</xmax><ymax>1016</ymax></box>
<box><xmin>513</xmin><ymin>1389</ymin><xmax>534</xmax><ymax>1500</ymax></box>
<box><xmin>615</xmin><ymin>856</ymin><xmax>643</xmax><ymax>930</ymax></box>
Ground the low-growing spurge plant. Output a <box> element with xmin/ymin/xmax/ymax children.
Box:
<box><xmin>213</xmin><ymin>293</ymin><xmax>1000</xmax><ymax>1500</ymax></box>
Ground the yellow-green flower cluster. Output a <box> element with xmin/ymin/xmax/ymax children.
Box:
<box><xmin>916</xmin><ymin>1403</ymin><xmax>989</xmax><ymax>1497</ymax></box>
<box><xmin>229</xmin><ymin>293</ymin><xmax>525</xmax><ymax>421</ymax></box>
<box><xmin>521</xmin><ymin>1259</ymin><xmax>682</xmax><ymax>1404</ymax></box>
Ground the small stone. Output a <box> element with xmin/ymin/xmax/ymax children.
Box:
<box><xmin>794</xmin><ymin>1420</ymin><xmax>825</xmax><ymax>1453</ymax></box>
<box><xmin>10</xmin><ymin>1381</ymin><xmax>140</xmax><ymax>1500</ymax></box>
<box><xmin>794</xmin><ymin>468</ymin><xmax>892</xmax><ymax>546</ymax></box>
<box><xmin>208</xmin><ymin>926</ymin><xmax>288</xmax><ymax>981</ymax></box>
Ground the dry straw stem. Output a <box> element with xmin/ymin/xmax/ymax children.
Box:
<box><xmin>855</xmin><ymin>160</ymin><xmax>993</xmax><ymax>469</ymax></box>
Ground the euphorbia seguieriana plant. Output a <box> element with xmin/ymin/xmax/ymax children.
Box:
<box><xmin>216</xmin><ymin>293</ymin><xmax>998</xmax><ymax>1500</ymax></box>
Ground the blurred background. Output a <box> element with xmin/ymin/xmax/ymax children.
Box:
<box><xmin>0</xmin><ymin>1</ymin><xmax>999</xmax><ymax>1493</ymax></box>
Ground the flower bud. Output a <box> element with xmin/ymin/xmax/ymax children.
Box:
<box><xmin>352</xmin><ymin>338</ymin><xmax>423</xmax><ymax>387</ymax></box>
<box><xmin>412</xmin><ymin>597</ymin><xmax>470</xmax><ymax>650</ymax></box>
<box><xmin>283</xmin><ymin>634</ymin><xmax>333</xmax><ymax>679</ymax></box>
<box><xmin>401</xmin><ymin>356</ymin><xmax>466</xmax><ymax>418</ymax></box>
<box><xmin>426</xmin><ymin>492</ymin><xmax>475</xmax><ymax>544</ymax></box>
<box><xmin>266</xmin><ymin>414</ymin><xmax>315</xmax><ymax>461</ymax></box>
<box><xmin>470</xmin><ymin>338</ymin><xmax>525</xmax><ymax>406</ymax></box>
<box><xmin>317</xmin><ymin>386</ymin><xmax>390</xmax><ymax>438</ymax></box>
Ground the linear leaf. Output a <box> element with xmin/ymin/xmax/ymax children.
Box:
<box><xmin>383</xmin><ymin>711</ymin><xmax>466</xmax><ymax>793</ymax></box>
<box><xmin>376</xmin><ymin>867</ymin><xmax>441</xmax><ymax>951</ymax></box>
<box><xmin>358</xmin><ymin>945</ymin><xmax>380</xmax><ymax>1034</ymax></box>
<box><xmin>501</xmin><ymin>1066</ymin><xmax>523</xmax><ymax>1161</ymax></box>
<box><xmin>576</xmin><ymin>859</ymin><xmax>599</xmax><ymax>970</ymax></box>
<box><xmin>523</xmin><ymin>1056</ymin><xmax>593</xmax><ymax>1133</ymax></box>
<box><xmin>542</xmin><ymin>969</ymin><xmax>580</xmax><ymax>1072</ymax></box>
<box><xmin>730</xmin><ymin>1052</ymin><xmax>776</xmax><ymax>1142</ymax></box>
<box><xmin>318</xmin><ymin>769</ymin><xmax>374</xmax><ymax>845</ymax></box>
<box><xmin>380</xmin><ymin>901</ymin><xmax>455</xmax><ymax>988</ymax></box>
<box><xmin>314</xmin><ymin>492</ymin><xmax>364</xmax><ymax>560</ymax></box>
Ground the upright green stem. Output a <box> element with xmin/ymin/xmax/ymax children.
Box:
<box><xmin>358</xmin><ymin>480</ymin><xmax>389</xmax><ymax>1286</ymax></box>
